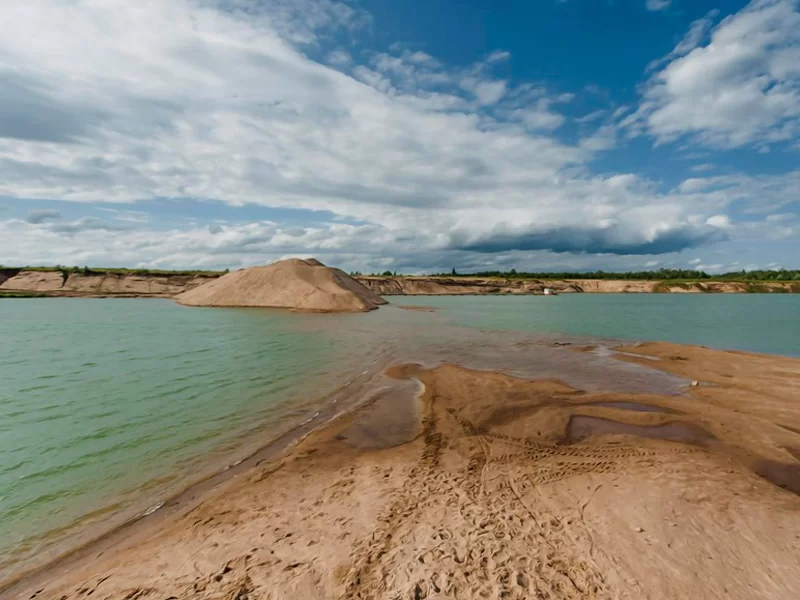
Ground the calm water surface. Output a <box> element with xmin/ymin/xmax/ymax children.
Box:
<box><xmin>399</xmin><ymin>293</ymin><xmax>800</xmax><ymax>357</ymax></box>
<box><xmin>0</xmin><ymin>294</ymin><xmax>798</xmax><ymax>579</ymax></box>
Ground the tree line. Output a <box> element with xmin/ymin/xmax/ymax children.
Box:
<box><xmin>405</xmin><ymin>268</ymin><xmax>800</xmax><ymax>281</ymax></box>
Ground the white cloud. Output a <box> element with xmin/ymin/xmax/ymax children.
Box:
<box><xmin>326</xmin><ymin>50</ymin><xmax>352</xmax><ymax>66</ymax></box>
<box><xmin>634</xmin><ymin>0</ymin><xmax>800</xmax><ymax>149</ymax></box>
<box><xmin>674</xmin><ymin>171</ymin><xmax>800</xmax><ymax>214</ymax></box>
<box><xmin>0</xmin><ymin>0</ymin><xmax>794</xmax><ymax>270</ymax></box>
<box><xmin>470</xmin><ymin>80</ymin><xmax>508</xmax><ymax>106</ymax></box>
<box><xmin>646</xmin><ymin>0</ymin><xmax>672</xmax><ymax>12</ymax></box>
<box><xmin>576</xmin><ymin>109</ymin><xmax>606</xmax><ymax>124</ymax></box>
<box><xmin>706</xmin><ymin>214</ymin><xmax>732</xmax><ymax>228</ymax></box>
<box><xmin>694</xmin><ymin>263</ymin><xmax>725</xmax><ymax>272</ymax></box>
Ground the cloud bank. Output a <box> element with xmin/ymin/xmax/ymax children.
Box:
<box><xmin>0</xmin><ymin>0</ymin><xmax>797</xmax><ymax>271</ymax></box>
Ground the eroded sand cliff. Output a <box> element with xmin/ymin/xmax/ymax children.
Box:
<box><xmin>0</xmin><ymin>269</ymin><xmax>212</xmax><ymax>297</ymax></box>
<box><xmin>2</xmin><ymin>269</ymin><xmax>797</xmax><ymax>297</ymax></box>
<box><xmin>358</xmin><ymin>276</ymin><xmax>799</xmax><ymax>295</ymax></box>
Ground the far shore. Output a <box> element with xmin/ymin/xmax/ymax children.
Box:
<box><xmin>1</xmin><ymin>266</ymin><xmax>798</xmax><ymax>298</ymax></box>
<box><xmin>3</xmin><ymin>340</ymin><xmax>799</xmax><ymax>600</ymax></box>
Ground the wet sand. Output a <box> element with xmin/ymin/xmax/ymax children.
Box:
<box><xmin>4</xmin><ymin>342</ymin><xmax>800</xmax><ymax>600</ymax></box>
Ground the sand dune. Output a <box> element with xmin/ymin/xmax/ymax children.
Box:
<box><xmin>176</xmin><ymin>258</ymin><xmax>387</xmax><ymax>312</ymax></box>
<box><xmin>6</xmin><ymin>342</ymin><xmax>799</xmax><ymax>600</ymax></box>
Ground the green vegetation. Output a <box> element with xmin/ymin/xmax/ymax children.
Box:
<box><xmin>0</xmin><ymin>290</ymin><xmax>49</xmax><ymax>298</ymax></box>
<box><xmin>4</xmin><ymin>265</ymin><xmax>800</xmax><ymax>284</ymax></box>
<box><xmin>0</xmin><ymin>265</ymin><xmax>223</xmax><ymax>278</ymax></box>
<box><xmin>427</xmin><ymin>268</ymin><xmax>800</xmax><ymax>282</ymax></box>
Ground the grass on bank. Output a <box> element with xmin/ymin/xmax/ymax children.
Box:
<box><xmin>0</xmin><ymin>290</ymin><xmax>50</xmax><ymax>298</ymax></box>
<box><xmin>419</xmin><ymin>268</ymin><xmax>800</xmax><ymax>282</ymax></box>
<box><xmin>3</xmin><ymin>265</ymin><xmax>799</xmax><ymax>286</ymax></box>
<box><xmin>0</xmin><ymin>265</ymin><xmax>224</xmax><ymax>278</ymax></box>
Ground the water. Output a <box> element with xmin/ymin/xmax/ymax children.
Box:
<box><xmin>0</xmin><ymin>300</ymin><xmax>393</xmax><ymax>579</ymax></box>
<box><xmin>1</xmin><ymin>294</ymin><xmax>798</xmax><ymax>581</ymax></box>
<box><xmin>397</xmin><ymin>294</ymin><xmax>800</xmax><ymax>357</ymax></box>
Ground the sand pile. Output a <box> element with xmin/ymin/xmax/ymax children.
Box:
<box><xmin>176</xmin><ymin>258</ymin><xmax>387</xmax><ymax>312</ymax></box>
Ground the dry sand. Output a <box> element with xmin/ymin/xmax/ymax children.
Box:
<box><xmin>4</xmin><ymin>342</ymin><xmax>800</xmax><ymax>600</ymax></box>
<box><xmin>176</xmin><ymin>259</ymin><xmax>387</xmax><ymax>312</ymax></box>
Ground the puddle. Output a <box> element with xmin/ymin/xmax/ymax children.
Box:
<box><xmin>751</xmin><ymin>459</ymin><xmax>800</xmax><ymax>496</ymax></box>
<box><xmin>586</xmin><ymin>401</ymin><xmax>680</xmax><ymax>414</ymax></box>
<box><xmin>613</xmin><ymin>350</ymin><xmax>661</xmax><ymax>361</ymax></box>
<box><xmin>337</xmin><ymin>379</ymin><xmax>422</xmax><ymax>449</ymax></box>
<box><xmin>565</xmin><ymin>415</ymin><xmax>714</xmax><ymax>446</ymax></box>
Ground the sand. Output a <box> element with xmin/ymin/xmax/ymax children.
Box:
<box><xmin>175</xmin><ymin>259</ymin><xmax>387</xmax><ymax>312</ymax></box>
<box><xmin>4</xmin><ymin>342</ymin><xmax>800</xmax><ymax>600</ymax></box>
<box><xmin>3</xmin><ymin>269</ymin><xmax>797</xmax><ymax>298</ymax></box>
<box><xmin>357</xmin><ymin>276</ymin><xmax>799</xmax><ymax>295</ymax></box>
<box><xmin>0</xmin><ymin>270</ymin><xmax>211</xmax><ymax>297</ymax></box>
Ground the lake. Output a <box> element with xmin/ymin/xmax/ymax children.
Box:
<box><xmin>1</xmin><ymin>294</ymin><xmax>798</xmax><ymax>580</ymax></box>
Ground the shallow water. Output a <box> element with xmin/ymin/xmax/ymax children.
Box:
<box><xmin>587</xmin><ymin>401</ymin><xmax>679</xmax><ymax>414</ymax></box>
<box><xmin>397</xmin><ymin>293</ymin><xmax>800</xmax><ymax>357</ymax></box>
<box><xmin>566</xmin><ymin>415</ymin><xmax>715</xmax><ymax>445</ymax></box>
<box><xmin>1</xmin><ymin>294</ymin><xmax>798</xmax><ymax>580</ymax></box>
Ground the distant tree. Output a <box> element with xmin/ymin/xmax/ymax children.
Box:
<box><xmin>381</xmin><ymin>270</ymin><xmax>393</xmax><ymax>276</ymax></box>
<box><xmin>451</xmin><ymin>267</ymin><xmax>457</xmax><ymax>276</ymax></box>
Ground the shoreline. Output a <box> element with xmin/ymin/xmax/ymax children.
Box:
<box><xmin>2</xmin><ymin>269</ymin><xmax>798</xmax><ymax>299</ymax></box>
<box><xmin>0</xmin><ymin>354</ymin><xmax>401</xmax><ymax>595</ymax></box>
<box><xmin>3</xmin><ymin>341</ymin><xmax>800</xmax><ymax>599</ymax></box>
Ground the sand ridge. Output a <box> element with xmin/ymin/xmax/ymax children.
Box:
<box><xmin>175</xmin><ymin>258</ymin><xmax>387</xmax><ymax>312</ymax></box>
<box><xmin>4</xmin><ymin>343</ymin><xmax>800</xmax><ymax>600</ymax></box>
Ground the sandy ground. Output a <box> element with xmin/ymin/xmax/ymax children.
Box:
<box><xmin>176</xmin><ymin>258</ymin><xmax>386</xmax><ymax>312</ymax></box>
<box><xmin>4</xmin><ymin>342</ymin><xmax>800</xmax><ymax>600</ymax></box>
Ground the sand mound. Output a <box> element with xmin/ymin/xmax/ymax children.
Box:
<box><xmin>175</xmin><ymin>258</ymin><xmax>387</xmax><ymax>312</ymax></box>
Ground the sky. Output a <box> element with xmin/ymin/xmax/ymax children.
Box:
<box><xmin>0</xmin><ymin>0</ymin><xmax>798</xmax><ymax>274</ymax></box>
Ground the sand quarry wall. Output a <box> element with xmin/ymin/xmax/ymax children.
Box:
<box><xmin>2</xmin><ymin>270</ymin><xmax>797</xmax><ymax>297</ymax></box>
<box><xmin>357</xmin><ymin>276</ymin><xmax>799</xmax><ymax>295</ymax></box>
<box><xmin>0</xmin><ymin>270</ymin><xmax>212</xmax><ymax>296</ymax></box>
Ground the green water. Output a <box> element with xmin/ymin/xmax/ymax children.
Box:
<box><xmin>0</xmin><ymin>299</ymin><xmax>393</xmax><ymax>578</ymax></box>
<box><xmin>0</xmin><ymin>294</ymin><xmax>798</xmax><ymax>579</ymax></box>
<box><xmin>398</xmin><ymin>294</ymin><xmax>800</xmax><ymax>357</ymax></box>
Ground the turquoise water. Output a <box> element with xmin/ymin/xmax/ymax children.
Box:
<box><xmin>1</xmin><ymin>294</ymin><xmax>798</xmax><ymax>580</ymax></box>
<box><xmin>398</xmin><ymin>294</ymin><xmax>800</xmax><ymax>357</ymax></box>
<box><xmin>0</xmin><ymin>300</ymin><xmax>396</xmax><ymax>579</ymax></box>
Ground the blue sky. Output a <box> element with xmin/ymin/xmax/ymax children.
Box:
<box><xmin>0</xmin><ymin>0</ymin><xmax>797</xmax><ymax>273</ymax></box>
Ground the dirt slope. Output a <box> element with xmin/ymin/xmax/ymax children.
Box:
<box><xmin>176</xmin><ymin>258</ymin><xmax>387</xmax><ymax>312</ymax></box>
<box><xmin>357</xmin><ymin>276</ymin><xmax>582</xmax><ymax>295</ymax></box>
<box><xmin>358</xmin><ymin>276</ymin><xmax>798</xmax><ymax>295</ymax></box>
<box><xmin>2</xmin><ymin>270</ymin><xmax>797</xmax><ymax>297</ymax></box>
<box><xmin>0</xmin><ymin>270</ymin><xmax>211</xmax><ymax>297</ymax></box>
<box><xmin>0</xmin><ymin>270</ymin><xmax>65</xmax><ymax>292</ymax></box>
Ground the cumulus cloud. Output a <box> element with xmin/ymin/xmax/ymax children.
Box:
<box><xmin>25</xmin><ymin>209</ymin><xmax>63</xmax><ymax>224</ymax></box>
<box><xmin>633</xmin><ymin>0</ymin><xmax>800</xmax><ymax>149</ymax></box>
<box><xmin>450</xmin><ymin>223</ymin><xmax>726</xmax><ymax>256</ymax></box>
<box><xmin>0</xmin><ymin>0</ymin><xmax>792</xmax><ymax>269</ymax></box>
<box><xmin>646</xmin><ymin>0</ymin><xmax>672</xmax><ymax>12</ymax></box>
